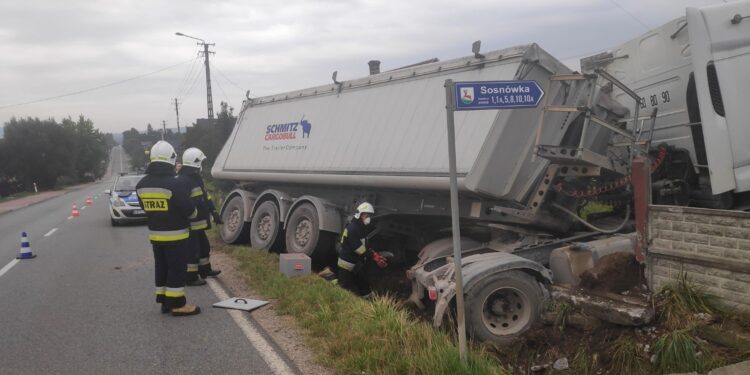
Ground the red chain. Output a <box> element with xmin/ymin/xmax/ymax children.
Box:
<box><xmin>553</xmin><ymin>147</ymin><xmax>667</xmax><ymax>198</ymax></box>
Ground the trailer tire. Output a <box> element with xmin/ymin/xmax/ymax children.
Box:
<box><xmin>466</xmin><ymin>270</ymin><xmax>543</xmax><ymax>345</ymax></box>
<box><xmin>249</xmin><ymin>201</ymin><xmax>283</xmax><ymax>251</ymax></box>
<box><xmin>220</xmin><ymin>195</ymin><xmax>251</xmax><ymax>244</ymax></box>
<box><xmin>285</xmin><ymin>203</ymin><xmax>333</xmax><ymax>265</ymax></box>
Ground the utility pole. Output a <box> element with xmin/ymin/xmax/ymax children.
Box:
<box><xmin>202</xmin><ymin>43</ymin><xmax>215</xmax><ymax>119</ymax></box>
<box><xmin>175</xmin><ymin>32</ymin><xmax>215</xmax><ymax>119</ymax></box>
<box><xmin>161</xmin><ymin>120</ymin><xmax>167</xmax><ymax>141</ymax></box>
<box><xmin>173</xmin><ymin>98</ymin><xmax>181</xmax><ymax>134</ymax></box>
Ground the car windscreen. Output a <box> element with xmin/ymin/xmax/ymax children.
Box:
<box><xmin>115</xmin><ymin>176</ymin><xmax>144</xmax><ymax>192</ymax></box>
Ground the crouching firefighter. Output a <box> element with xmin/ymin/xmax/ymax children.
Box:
<box><xmin>136</xmin><ymin>141</ymin><xmax>201</xmax><ymax>316</ymax></box>
<box><xmin>179</xmin><ymin>147</ymin><xmax>222</xmax><ymax>286</ymax></box>
<box><xmin>336</xmin><ymin>202</ymin><xmax>388</xmax><ymax>298</ymax></box>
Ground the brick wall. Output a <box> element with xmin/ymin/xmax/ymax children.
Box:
<box><xmin>648</xmin><ymin>205</ymin><xmax>750</xmax><ymax>312</ymax></box>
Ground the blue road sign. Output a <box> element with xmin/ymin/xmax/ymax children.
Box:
<box><xmin>454</xmin><ymin>80</ymin><xmax>544</xmax><ymax>110</ymax></box>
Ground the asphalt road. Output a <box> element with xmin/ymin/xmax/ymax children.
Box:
<box><xmin>0</xmin><ymin>146</ymin><xmax>295</xmax><ymax>374</ymax></box>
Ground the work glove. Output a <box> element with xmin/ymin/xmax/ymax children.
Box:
<box><xmin>371</xmin><ymin>251</ymin><xmax>388</xmax><ymax>269</ymax></box>
<box><xmin>211</xmin><ymin>211</ymin><xmax>223</xmax><ymax>225</ymax></box>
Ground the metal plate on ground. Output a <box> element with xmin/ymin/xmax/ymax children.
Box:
<box><xmin>213</xmin><ymin>298</ymin><xmax>268</xmax><ymax>312</ymax></box>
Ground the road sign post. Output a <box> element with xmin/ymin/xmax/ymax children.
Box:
<box><xmin>443</xmin><ymin>79</ymin><xmax>544</xmax><ymax>363</ymax></box>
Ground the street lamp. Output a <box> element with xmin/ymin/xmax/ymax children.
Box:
<box><xmin>175</xmin><ymin>32</ymin><xmax>215</xmax><ymax>119</ymax></box>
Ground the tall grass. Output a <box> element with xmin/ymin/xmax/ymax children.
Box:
<box><xmin>652</xmin><ymin>330</ymin><xmax>703</xmax><ymax>374</ymax></box>
<box><xmin>658</xmin><ymin>271</ymin><xmax>714</xmax><ymax>330</ymax></box>
<box><xmin>219</xmin><ymin>242</ymin><xmax>505</xmax><ymax>375</ymax></box>
<box><xmin>610</xmin><ymin>335</ymin><xmax>648</xmax><ymax>375</ymax></box>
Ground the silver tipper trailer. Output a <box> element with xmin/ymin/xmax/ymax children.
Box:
<box><xmin>212</xmin><ymin>43</ymin><xmax>631</xmax><ymax>344</ymax></box>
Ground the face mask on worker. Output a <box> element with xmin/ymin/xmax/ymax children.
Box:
<box><xmin>363</xmin><ymin>216</ymin><xmax>372</xmax><ymax>226</ymax></box>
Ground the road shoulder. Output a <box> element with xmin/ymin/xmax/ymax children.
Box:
<box><xmin>210</xmin><ymin>250</ymin><xmax>334</xmax><ymax>375</ymax></box>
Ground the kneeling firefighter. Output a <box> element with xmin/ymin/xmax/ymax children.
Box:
<box><xmin>179</xmin><ymin>147</ymin><xmax>222</xmax><ymax>286</ymax></box>
<box><xmin>136</xmin><ymin>141</ymin><xmax>200</xmax><ymax>316</ymax></box>
<box><xmin>336</xmin><ymin>202</ymin><xmax>388</xmax><ymax>298</ymax></box>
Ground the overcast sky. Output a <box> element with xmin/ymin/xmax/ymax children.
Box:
<box><xmin>0</xmin><ymin>0</ymin><xmax>728</xmax><ymax>134</ymax></box>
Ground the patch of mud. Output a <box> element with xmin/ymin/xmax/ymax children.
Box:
<box><xmin>579</xmin><ymin>252</ymin><xmax>643</xmax><ymax>293</ymax></box>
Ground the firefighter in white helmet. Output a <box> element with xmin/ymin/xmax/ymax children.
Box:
<box><xmin>136</xmin><ymin>141</ymin><xmax>200</xmax><ymax>316</ymax></box>
<box><xmin>178</xmin><ymin>147</ymin><xmax>222</xmax><ymax>286</ymax></box>
<box><xmin>336</xmin><ymin>202</ymin><xmax>387</xmax><ymax>298</ymax></box>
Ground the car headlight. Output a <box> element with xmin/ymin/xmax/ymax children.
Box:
<box><xmin>113</xmin><ymin>198</ymin><xmax>127</xmax><ymax>207</ymax></box>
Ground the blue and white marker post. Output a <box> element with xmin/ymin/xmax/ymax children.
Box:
<box><xmin>444</xmin><ymin>79</ymin><xmax>544</xmax><ymax>362</ymax></box>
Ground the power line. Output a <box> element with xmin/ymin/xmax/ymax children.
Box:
<box><xmin>607</xmin><ymin>0</ymin><xmax>651</xmax><ymax>31</ymax></box>
<box><xmin>176</xmin><ymin>57</ymin><xmax>205</xmax><ymax>99</ymax></box>
<box><xmin>181</xmin><ymin>64</ymin><xmax>205</xmax><ymax>101</ymax></box>
<box><xmin>211</xmin><ymin>64</ymin><xmax>231</xmax><ymax>105</ymax></box>
<box><xmin>174</xmin><ymin>53</ymin><xmax>201</xmax><ymax>99</ymax></box>
<box><xmin>211</xmin><ymin>61</ymin><xmax>245</xmax><ymax>92</ymax></box>
<box><xmin>0</xmin><ymin>57</ymin><xmax>199</xmax><ymax>110</ymax></box>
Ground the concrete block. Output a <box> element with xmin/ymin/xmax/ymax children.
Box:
<box><xmin>672</xmin><ymin>241</ymin><xmax>696</xmax><ymax>252</ymax></box>
<box><xmin>733</xmin><ymin>273</ymin><xmax>750</xmax><ymax>283</ymax></box>
<box><xmin>721</xmin><ymin>280</ymin><xmax>749</xmax><ymax>294</ymax></box>
<box><xmin>697</xmin><ymin>224</ymin><xmax>724</xmax><ymax>236</ymax></box>
<box><xmin>724</xmin><ymin>249</ymin><xmax>750</xmax><ymax>263</ymax></box>
<box><xmin>654</xmin><ymin>212</ymin><xmax>685</xmax><ymax>222</ymax></box>
<box><xmin>673</xmin><ymin>221</ymin><xmax>696</xmax><ymax>233</ymax></box>
<box><xmin>711</xmin><ymin>216</ymin><xmax>741</xmax><ymax>227</ymax></box>
<box><xmin>738</xmin><ymin>240</ymin><xmax>750</xmax><ymax>251</ymax></box>
<box><xmin>684</xmin><ymin>233</ymin><xmax>710</xmax><ymax>245</ymax></box>
<box><xmin>710</xmin><ymin>236</ymin><xmax>738</xmax><ymax>249</ymax></box>
<box><xmin>661</xmin><ymin>230</ymin><xmax>684</xmax><ymax>242</ymax></box>
<box><xmin>652</xmin><ymin>238</ymin><xmax>673</xmax><ymax>250</ymax></box>
<box><xmin>684</xmin><ymin>214</ymin><xmax>710</xmax><ymax>224</ymax></box>
<box><xmin>279</xmin><ymin>253</ymin><xmax>311</xmax><ymax>277</ymax></box>
<box><xmin>724</xmin><ymin>227</ymin><xmax>750</xmax><ymax>240</ymax></box>
<box><xmin>695</xmin><ymin>245</ymin><xmax>725</xmax><ymax>258</ymax></box>
<box><xmin>654</xmin><ymin>220</ymin><xmax>672</xmax><ymax>230</ymax></box>
<box><xmin>710</xmin><ymin>357</ymin><xmax>750</xmax><ymax>374</ymax></box>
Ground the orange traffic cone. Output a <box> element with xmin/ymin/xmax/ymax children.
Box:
<box><xmin>71</xmin><ymin>204</ymin><xmax>80</xmax><ymax>218</ymax></box>
<box><xmin>85</xmin><ymin>196</ymin><xmax>93</xmax><ymax>206</ymax></box>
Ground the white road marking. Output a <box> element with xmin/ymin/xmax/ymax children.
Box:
<box><xmin>0</xmin><ymin>259</ymin><xmax>20</xmax><ymax>279</ymax></box>
<box><xmin>44</xmin><ymin>228</ymin><xmax>58</xmax><ymax>237</ymax></box>
<box><xmin>206</xmin><ymin>279</ymin><xmax>295</xmax><ymax>375</ymax></box>
<box><xmin>67</xmin><ymin>216</ymin><xmax>73</xmax><ymax>220</ymax></box>
<box><xmin>80</xmin><ymin>206</ymin><xmax>86</xmax><ymax>210</ymax></box>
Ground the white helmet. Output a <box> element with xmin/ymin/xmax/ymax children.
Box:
<box><xmin>182</xmin><ymin>147</ymin><xmax>207</xmax><ymax>169</ymax></box>
<box><xmin>353</xmin><ymin>202</ymin><xmax>375</xmax><ymax>219</ymax></box>
<box><xmin>149</xmin><ymin>141</ymin><xmax>177</xmax><ymax>166</ymax></box>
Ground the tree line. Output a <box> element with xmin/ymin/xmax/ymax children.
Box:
<box><xmin>121</xmin><ymin>101</ymin><xmax>236</xmax><ymax>182</ymax></box>
<box><xmin>0</xmin><ymin>116</ymin><xmax>115</xmax><ymax>196</ymax></box>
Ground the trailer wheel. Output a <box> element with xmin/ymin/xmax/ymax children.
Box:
<box><xmin>220</xmin><ymin>195</ymin><xmax>250</xmax><ymax>244</ymax></box>
<box><xmin>285</xmin><ymin>203</ymin><xmax>333</xmax><ymax>264</ymax></box>
<box><xmin>249</xmin><ymin>200</ymin><xmax>284</xmax><ymax>251</ymax></box>
<box><xmin>466</xmin><ymin>270</ymin><xmax>543</xmax><ymax>345</ymax></box>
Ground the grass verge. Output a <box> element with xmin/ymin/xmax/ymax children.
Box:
<box><xmin>214</xmin><ymin>236</ymin><xmax>505</xmax><ymax>375</ymax></box>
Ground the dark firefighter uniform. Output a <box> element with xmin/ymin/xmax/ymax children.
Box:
<box><xmin>337</xmin><ymin>218</ymin><xmax>373</xmax><ymax>297</ymax></box>
<box><xmin>178</xmin><ymin>168</ymin><xmax>220</xmax><ymax>281</ymax></box>
<box><xmin>136</xmin><ymin>162</ymin><xmax>197</xmax><ymax>312</ymax></box>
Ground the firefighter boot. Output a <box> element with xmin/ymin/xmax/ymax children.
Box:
<box><xmin>171</xmin><ymin>305</ymin><xmax>201</xmax><ymax>316</ymax></box>
<box><xmin>204</xmin><ymin>269</ymin><xmax>221</xmax><ymax>277</ymax></box>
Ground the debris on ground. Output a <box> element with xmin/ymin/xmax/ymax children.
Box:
<box><xmin>552</xmin><ymin>357</ymin><xmax>569</xmax><ymax>371</ymax></box>
<box><xmin>579</xmin><ymin>252</ymin><xmax>642</xmax><ymax>293</ymax></box>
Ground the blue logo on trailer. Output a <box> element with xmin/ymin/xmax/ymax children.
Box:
<box><xmin>454</xmin><ymin>80</ymin><xmax>544</xmax><ymax>110</ymax></box>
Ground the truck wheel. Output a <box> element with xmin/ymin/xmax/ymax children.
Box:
<box><xmin>466</xmin><ymin>270</ymin><xmax>544</xmax><ymax>345</ymax></box>
<box><xmin>250</xmin><ymin>200</ymin><xmax>283</xmax><ymax>251</ymax></box>
<box><xmin>221</xmin><ymin>195</ymin><xmax>250</xmax><ymax>244</ymax></box>
<box><xmin>285</xmin><ymin>203</ymin><xmax>333</xmax><ymax>264</ymax></box>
